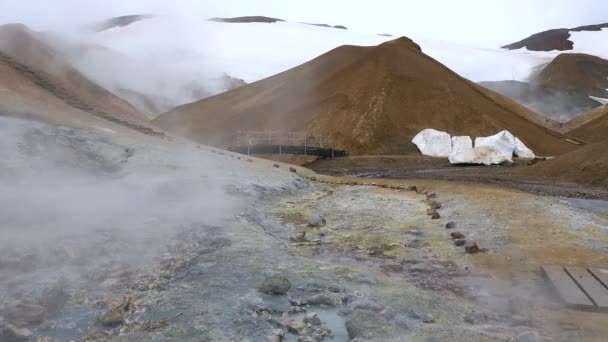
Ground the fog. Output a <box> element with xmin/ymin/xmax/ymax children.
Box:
<box><xmin>2</xmin><ymin>0</ymin><xmax>608</xmax><ymax>45</ymax></box>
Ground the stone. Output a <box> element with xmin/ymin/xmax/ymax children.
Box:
<box><xmin>5</xmin><ymin>302</ymin><xmax>47</xmax><ymax>325</ymax></box>
<box><xmin>303</xmin><ymin>312</ymin><xmax>321</xmax><ymax>326</ymax></box>
<box><xmin>273</xmin><ymin>164</ymin><xmax>280</xmax><ymax>168</ymax></box>
<box><xmin>430</xmin><ymin>201</ymin><xmax>441</xmax><ymax>209</ymax></box>
<box><xmin>286</xmin><ymin>321</ymin><xmax>306</xmax><ymax>334</ymax></box>
<box><xmin>464</xmin><ymin>314</ymin><xmax>475</xmax><ymax>324</ymax></box>
<box><xmin>445</xmin><ymin>221</ymin><xmax>457</xmax><ymax>229</ymax></box>
<box><xmin>422</xmin><ymin>313</ymin><xmax>435</xmax><ymax>323</ymax></box>
<box><xmin>454</xmin><ymin>239</ymin><xmax>466</xmax><ymax>246</ymax></box>
<box><xmin>306</xmin><ymin>293</ymin><xmax>341</xmax><ymax>306</ymax></box>
<box><xmin>307</xmin><ymin>214</ymin><xmax>326</xmax><ymax>228</ymax></box>
<box><xmin>100</xmin><ymin>309</ymin><xmax>124</xmax><ymax>327</ymax></box>
<box><xmin>258</xmin><ymin>275</ymin><xmax>291</xmax><ymax>295</ymax></box>
<box><xmin>426</xmin><ymin>192</ymin><xmax>437</xmax><ymax>200</ymax></box>
<box><xmin>450</xmin><ymin>232</ymin><xmax>465</xmax><ymax>239</ymax></box>
<box><xmin>345</xmin><ymin>309</ymin><xmax>387</xmax><ymax>339</ymax></box>
<box><xmin>516</xmin><ymin>331</ymin><xmax>541</xmax><ymax>342</ymax></box>
<box><xmin>0</xmin><ymin>323</ymin><xmax>33</xmax><ymax>342</ymax></box>
<box><xmin>431</xmin><ymin>213</ymin><xmax>440</xmax><ymax>220</ymax></box>
<box><xmin>290</xmin><ymin>231</ymin><xmax>308</xmax><ymax>243</ymax></box>
<box><xmin>289</xmin><ymin>167</ymin><xmax>297</xmax><ymax>173</ymax></box>
<box><xmin>407</xmin><ymin>186</ymin><xmax>417</xmax><ymax>192</ymax></box>
<box><xmin>464</xmin><ymin>241</ymin><xmax>480</xmax><ymax>254</ymax></box>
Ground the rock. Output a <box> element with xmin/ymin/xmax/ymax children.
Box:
<box><xmin>426</xmin><ymin>192</ymin><xmax>437</xmax><ymax>199</ymax></box>
<box><xmin>286</xmin><ymin>321</ymin><xmax>306</xmax><ymax>334</ymax></box>
<box><xmin>354</xmin><ymin>300</ymin><xmax>385</xmax><ymax>311</ymax></box>
<box><xmin>445</xmin><ymin>221</ymin><xmax>457</xmax><ymax>229</ymax></box>
<box><xmin>454</xmin><ymin>239</ymin><xmax>466</xmax><ymax>246</ymax></box>
<box><xmin>289</xmin><ymin>167</ymin><xmax>297</xmax><ymax>173</ymax></box>
<box><xmin>290</xmin><ymin>231</ymin><xmax>308</xmax><ymax>243</ymax></box>
<box><xmin>260</xmin><ymin>294</ymin><xmax>292</xmax><ymax>313</ymax></box>
<box><xmin>273</xmin><ymin>164</ymin><xmax>280</xmax><ymax>168</ymax></box>
<box><xmin>100</xmin><ymin>309</ymin><xmax>124</xmax><ymax>326</ymax></box>
<box><xmin>422</xmin><ymin>313</ymin><xmax>435</xmax><ymax>323</ymax></box>
<box><xmin>431</xmin><ymin>213</ymin><xmax>441</xmax><ymax>220</ymax></box>
<box><xmin>464</xmin><ymin>314</ymin><xmax>475</xmax><ymax>324</ymax></box>
<box><xmin>450</xmin><ymin>232</ymin><xmax>465</xmax><ymax>239</ymax></box>
<box><xmin>464</xmin><ymin>241</ymin><xmax>480</xmax><ymax>254</ymax></box>
<box><xmin>0</xmin><ymin>323</ymin><xmax>32</xmax><ymax>342</ymax></box>
<box><xmin>5</xmin><ymin>302</ymin><xmax>47</xmax><ymax>325</ymax></box>
<box><xmin>430</xmin><ymin>201</ymin><xmax>441</xmax><ymax>209</ymax></box>
<box><xmin>345</xmin><ymin>309</ymin><xmax>387</xmax><ymax>339</ymax></box>
<box><xmin>303</xmin><ymin>312</ymin><xmax>321</xmax><ymax>326</ymax></box>
<box><xmin>516</xmin><ymin>331</ymin><xmax>541</xmax><ymax>342</ymax></box>
<box><xmin>307</xmin><ymin>214</ymin><xmax>326</xmax><ymax>228</ymax></box>
<box><xmin>266</xmin><ymin>329</ymin><xmax>285</xmax><ymax>342</ymax></box>
<box><xmin>381</xmin><ymin>308</ymin><xmax>397</xmax><ymax>320</ymax></box>
<box><xmin>258</xmin><ymin>275</ymin><xmax>291</xmax><ymax>295</ymax></box>
<box><xmin>306</xmin><ymin>293</ymin><xmax>341</xmax><ymax>306</ymax></box>
<box><xmin>407</xmin><ymin>186</ymin><xmax>417</xmax><ymax>192</ymax></box>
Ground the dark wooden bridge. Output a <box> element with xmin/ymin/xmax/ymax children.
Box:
<box><xmin>228</xmin><ymin>131</ymin><xmax>346</xmax><ymax>158</ymax></box>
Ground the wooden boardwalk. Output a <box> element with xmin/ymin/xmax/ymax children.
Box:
<box><xmin>542</xmin><ymin>265</ymin><xmax>608</xmax><ymax>311</ymax></box>
<box><xmin>228</xmin><ymin>145</ymin><xmax>346</xmax><ymax>158</ymax></box>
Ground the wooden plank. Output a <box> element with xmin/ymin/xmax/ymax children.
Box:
<box><xmin>541</xmin><ymin>265</ymin><xmax>594</xmax><ymax>309</ymax></box>
<box><xmin>588</xmin><ymin>268</ymin><xmax>608</xmax><ymax>290</ymax></box>
<box><xmin>565</xmin><ymin>267</ymin><xmax>608</xmax><ymax>309</ymax></box>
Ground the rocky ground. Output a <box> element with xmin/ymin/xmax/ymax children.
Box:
<box><xmin>1</xmin><ymin>121</ymin><xmax>607</xmax><ymax>341</ymax></box>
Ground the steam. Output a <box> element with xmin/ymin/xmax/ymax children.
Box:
<box><xmin>0</xmin><ymin>116</ymin><xmax>246</xmax><ymax>303</ymax></box>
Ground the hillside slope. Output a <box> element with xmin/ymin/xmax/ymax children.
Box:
<box><xmin>0</xmin><ymin>23</ymin><xmax>150</xmax><ymax>125</ymax></box>
<box><xmin>564</xmin><ymin>105</ymin><xmax>608</xmax><ymax>143</ymax></box>
<box><xmin>523</xmin><ymin>140</ymin><xmax>608</xmax><ymax>187</ymax></box>
<box><xmin>154</xmin><ymin>37</ymin><xmax>576</xmax><ymax>156</ymax></box>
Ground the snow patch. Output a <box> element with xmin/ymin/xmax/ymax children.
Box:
<box><xmin>412</xmin><ymin>129</ymin><xmax>452</xmax><ymax>157</ymax></box>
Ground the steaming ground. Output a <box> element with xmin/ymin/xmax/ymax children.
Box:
<box><xmin>2</xmin><ymin>117</ymin><xmax>607</xmax><ymax>341</ymax></box>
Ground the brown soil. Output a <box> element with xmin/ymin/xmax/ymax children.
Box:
<box><xmin>479</xmin><ymin>80</ymin><xmax>602</xmax><ymax>123</ymax></box>
<box><xmin>564</xmin><ymin>105</ymin><xmax>608</xmax><ymax>143</ymax></box>
<box><xmin>0</xmin><ymin>24</ymin><xmax>163</xmax><ymax>136</ymax></box>
<box><xmin>522</xmin><ymin>140</ymin><xmax>608</xmax><ymax>188</ymax></box>
<box><xmin>0</xmin><ymin>23</ymin><xmax>150</xmax><ymax>125</ymax></box>
<box><xmin>536</xmin><ymin>53</ymin><xmax>608</xmax><ymax>98</ymax></box>
<box><xmin>306</xmin><ymin>155</ymin><xmax>608</xmax><ymax>199</ymax></box>
<box><xmin>502</xmin><ymin>23</ymin><xmax>608</xmax><ymax>51</ymax></box>
<box><xmin>153</xmin><ymin>37</ymin><xmax>576</xmax><ymax>156</ymax></box>
<box><xmin>209</xmin><ymin>16</ymin><xmax>285</xmax><ymax>23</ymax></box>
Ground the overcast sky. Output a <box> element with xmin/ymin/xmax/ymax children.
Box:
<box><xmin>1</xmin><ymin>0</ymin><xmax>607</xmax><ymax>45</ymax></box>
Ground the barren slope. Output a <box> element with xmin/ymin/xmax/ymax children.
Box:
<box><xmin>154</xmin><ymin>37</ymin><xmax>576</xmax><ymax>156</ymax></box>
<box><xmin>564</xmin><ymin>105</ymin><xmax>608</xmax><ymax>143</ymax></box>
<box><xmin>536</xmin><ymin>53</ymin><xmax>608</xmax><ymax>98</ymax></box>
<box><xmin>0</xmin><ymin>23</ymin><xmax>150</xmax><ymax>125</ymax></box>
<box><xmin>523</xmin><ymin>140</ymin><xmax>608</xmax><ymax>187</ymax></box>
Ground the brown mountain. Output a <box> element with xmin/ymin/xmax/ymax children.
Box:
<box><xmin>153</xmin><ymin>37</ymin><xmax>576</xmax><ymax>156</ymax></box>
<box><xmin>536</xmin><ymin>53</ymin><xmax>608</xmax><ymax>98</ymax></box>
<box><xmin>523</xmin><ymin>140</ymin><xmax>608</xmax><ymax>187</ymax></box>
<box><xmin>502</xmin><ymin>23</ymin><xmax>608</xmax><ymax>51</ymax></box>
<box><xmin>564</xmin><ymin>105</ymin><xmax>608</xmax><ymax>144</ymax></box>
<box><xmin>0</xmin><ymin>23</ymin><xmax>150</xmax><ymax>125</ymax></box>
